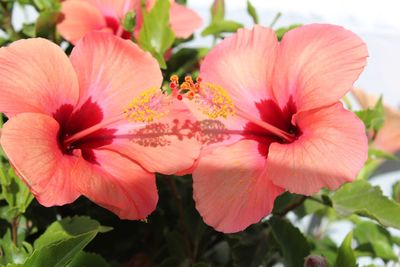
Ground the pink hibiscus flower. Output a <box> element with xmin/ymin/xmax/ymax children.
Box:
<box><xmin>57</xmin><ymin>0</ymin><xmax>203</xmax><ymax>44</ymax></box>
<box><xmin>179</xmin><ymin>24</ymin><xmax>369</xmax><ymax>233</ymax></box>
<box><xmin>0</xmin><ymin>32</ymin><xmax>200</xmax><ymax>219</ymax></box>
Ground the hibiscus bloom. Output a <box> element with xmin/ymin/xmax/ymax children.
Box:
<box><xmin>57</xmin><ymin>0</ymin><xmax>202</xmax><ymax>44</ymax></box>
<box><xmin>180</xmin><ymin>24</ymin><xmax>369</xmax><ymax>233</ymax></box>
<box><xmin>352</xmin><ymin>88</ymin><xmax>400</xmax><ymax>153</ymax></box>
<box><xmin>0</xmin><ymin>32</ymin><xmax>199</xmax><ymax>219</ymax></box>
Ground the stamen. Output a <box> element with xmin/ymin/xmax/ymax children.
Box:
<box><xmin>169</xmin><ymin>75</ymin><xmax>235</xmax><ymax>119</ymax></box>
<box><xmin>168</xmin><ymin>75</ymin><xmax>296</xmax><ymax>143</ymax></box>
<box><xmin>124</xmin><ymin>87</ymin><xmax>171</xmax><ymax>123</ymax></box>
<box><xmin>193</xmin><ymin>82</ymin><xmax>235</xmax><ymax>119</ymax></box>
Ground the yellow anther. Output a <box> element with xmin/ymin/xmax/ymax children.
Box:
<box><xmin>124</xmin><ymin>88</ymin><xmax>171</xmax><ymax>123</ymax></box>
<box><xmin>170</xmin><ymin>75</ymin><xmax>179</xmax><ymax>82</ymax></box>
<box><xmin>194</xmin><ymin>82</ymin><xmax>235</xmax><ymax>119</ymax></box>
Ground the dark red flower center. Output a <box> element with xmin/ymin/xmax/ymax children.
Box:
<box><xmin>53</xmin><ymin>99</ymin><xmax>116</xmax><ymax>163</ymax></box>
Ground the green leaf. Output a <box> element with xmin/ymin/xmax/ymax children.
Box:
<box><xmin>311</xmin><ymin>236</ymin><xmax>338</xmax><ymax>266</ymax></box>
<box><xmin>334</xmin><ymin>232</ymin><xmax>356</xmax><ymax>267</ymax></box>
<box><xmin>138</xmin><ymin>0</ymin><xmax>175</xmax><ymax>69</ymax></box>
<box><xmin>354</xmin><ymin>221</ymin><xmax>397</xmax><ymax>261</ymax></box>
<box><xmin>0</xmin><ymin>165</ymin><xmax>33</xmax><ymax>219</ymax></box>
<box><xmin>332</xmin><ymin>180</ymin><xmax>400</xmax><ymax>229</ymax></box>
<box><xmin>269</xmin><ymin>216</ymin><xmax>310</xmax><ymax>267</ymax></box>
<box><xmin>166</xmin><ymin>47</ymin><xmax>209</xmax><ymax>77</ymax></box>
<box><xmin>356</xmin><ymin>159</ymin><xmax>382</xmax><ymax>180</ymax></box>
<box><xmin>11</xmin><ymin>216</ymin><xmax>111</xmax><ymax>267</ymax></box>
<box><xmin>355</xmin><ymin>96</ymin><xmax>384</xmax><ymax>132</ymax></box>
<box><xmin>229</xmin><ymin>225</ymin><xmax>274</xmax><ymax>267</ymax></box>
<box><xmin>272</xmin><ymin>192</ymin><xmax>305</xmax><ymax>216</ymax></box>
<box><xmin>210</xmin><ymin>0</ymin><xmax>224</xmax><ymax>23</ymax></box>
<box><xmin>68</xmin><ymin>251</ymin><xmax>108</xmax><ymax>267</ymax></box>
<box><xmin>201</xmin><ymin>20</ymin><xmax>243</xmax><ymax>37</ymax></box>
<box><xmin>21</xmin><ymin>23</ymin><xmax>35</xmax><ymax>38</ymax></box>
<box><xmin>246</xmin><ymin>0</ymin><xmax>259</xmax><ymax>24</ymax></box>
<box><xmin>33</xmin><ymin>0</ymin><xmax>60</xmax><ymax>11</ymax></box>
<box><xmin>275</xmin><ymin>24</ymin><xmax>301</xmax><ymax>40</ymax></box>
<box><xmin>122</xmin><ymin>11</ymin><xmax>136</xmax><ymax>33</ymax></box>
<box><xmin>368</xmin><ymin>148</ymin><xmax>398</xmax><ymax>160</ymax></box>
<box><xmin>392</xmin><ymin>180</ymin><xmax>400</xmax><ymax>203</ymax></box>
<box><xmin>35</xmin><ymin>10</ymin><xmax>64</xmax><ymax>38</ymax></box>
<box><xmin>0</xmin><ymin>230</ymin><xmax>30</xmax><ymax>265</ymax></box>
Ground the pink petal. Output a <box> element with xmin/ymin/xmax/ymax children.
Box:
<box><xmin>374</xmin><ymin>109</ymin><xmax>400</xmax><ymax>153</ymax></box>
<box><xmin>199</xmin><ymin>26</ymin><xmax>278</xmax><ymax>129</ymax></box>
<box><xmin>70</xmin><ymin>31</ymin><xmax>162</xmax><ymax>120</ymax></box>
<box><xmin>57</xmin><ymin>0</ymin><xmax>106</xmax><ymax>45</ymax></box>
<box><xmin>169</xmin><ymin>3</ymin><xmax>202</xmax><ymax>38</ymax></box>
<box><xmin>73</xmin><ymin>149</ymin><xmax>158</xmax><ymax>220</ymax></box>
<box><xmin>266</xmin><ymin>103</ymin><xmax>368</xmax><ymax>195</ymax></box>
<box><xmin>0</xmin><ymin>113</ymin><xmax>80</xmax><ymax>206</ymax></box>
<box><xmin>87</xmin><ymin>0</ymin><xmax>136</xmax><ymax>19</ymax></box>
<box><xmin>193</xmin><ymin>140</ymin><xmax>284</xmax><ymax>233</ymax></box>
<box><xmin>273</xmin><ymin>24</ymin><xmax>368</xmax><ymax>112</ymax></box>
<box><xmin>104</xmin><ymin>102</ymin><xmax>201</xmax><ymax>175</ymax></box>
<box><xmin>0</xmin><ymin>38</ymin><xmax>79</xmax><ymax>118</ymax></box>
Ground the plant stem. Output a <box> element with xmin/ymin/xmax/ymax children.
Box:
<box><xmin>275</xmin><ymin>196</ymin><xmax>307</xmax><ymax>217</ymax></box>
<box><xmin>11</xmin><ymin>216</ymin><xmax>19</xmax><ymax>246</ymax></box>
<box><xmin>165</xmin><ymin>176</ymin><xmax>194</xmax><ymax>260</ymax></box>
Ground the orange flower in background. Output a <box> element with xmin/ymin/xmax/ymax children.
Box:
<box><xmin>180</xmin><ymin>24</ymin><xmax>369</xmax><ymax>233</ymax></box>
<box><xmin>352</xmin><ymin>88</ymin><xmax>400</xmax><ymax>153</ymax></box>
<box><xmin>57</xmin><ymin>0</ymin><xmax>202</xmax><ymax>44</ymax></box>
<box><xmin>0</xmin><ymin>32</ymin><xmax>200</xmax><ymax>219</ymax></box>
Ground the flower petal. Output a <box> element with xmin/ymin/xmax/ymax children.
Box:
<box><xmin>87</xmin><ymin>0</ymin><xmax>136</xmax><ymax>19</ymax></box>
<box><xmin>0</xmin><ymin>113</ymin><xmax>80</xmax><ymax>206</ymax></box>
<box><xmin>58</xmin><ymin>0</ymin><xmax>107</xmax><ymax>45</ymax></box>
<box><xmin>104</xmin><ymin>102</ymin><xmax>201</xmax><ymax>175</ymax></box>
<box><xmin>0</xmin><ymin>38</ymin><xmax>79</xmax><ymax>118</ymax></box>
<box><xmin>70</xmin><ymin>31</ymin><xmax>162</xmax><ymax>120</ymax></box>
<box><xmin>200</xmin><ymin>25</ymin><xmax>278</xmax><ymax>117</ymax></box>
<box><xmin>266</xmin><ymin>103</ymin><xmax>368</xmax><ymax>195</ymax></box>
<box><xmin>193</xmin><ymin>140</ymin><xmax>284</xmax><ymax>233</ymax></box>
<box><xmin>73</xmin><ymin>149</ymin><xmax>158</xmax><ymax>220</ymax></box>
<box><xmin>272</xmin><ymin>24</ymin><xmax>368</xmax><ymax>112</ymax></box>
<box><xmin>169</xmin><ymin>2</ymin><xmax>202</xmax><ymax>38</ymax></box>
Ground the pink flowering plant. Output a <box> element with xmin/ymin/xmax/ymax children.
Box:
<box><xmin>0</xmin><ymin>0</ymin><xmax>400</xmax><ymax>266</ymax></box>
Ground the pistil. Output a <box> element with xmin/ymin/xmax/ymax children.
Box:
<box><xmin>171</xmin><ymin>75</ymin><xmax>296</xmax><ymax>143</ymax></box>
<box><xmin>63</xmin><ymin>113</ymin><xmax>124</xmax><ymax>146</ymax></box>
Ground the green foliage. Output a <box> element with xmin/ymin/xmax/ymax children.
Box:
<box><xmin>122</xmin><ymin>11</ymin><xmax>136</xmax><ymax>33</ymax></box>
<box><xmin>355</xmin><ymin>96</ymin><xmax>385</xmax><ymax>133</ymax></box>
<box><xmin>138</xmin><ymin>0</ymin><xmax>175</xmax><ymax>69</ymax></box>
<box><xmin>229</xmin><ymin>224</ymin><xmax>276</xmax><ymax>267</ymax></box>
<box><xmin>35</xmin><ymin>10</ymin><xmax>63</xmax><ymax>38</ymax></box>
<box><xmin>211</xmin><ymin>0</ymin><xmax>225</xmax><ymax>24</ymax></box>
<box><xmin>9</xmin><ymin>216</ymin><xmax>110</xmax><ymax>267</ymax></box>
<box><xmin>269</xmin><ymin>216</ymin><xmax>310</xmax><ymax>267</ymax></box>
<box><xmin>354</xmin><ymin>221</ymin><xmax>397</xmax><ymax>261</ymax></box>
<box><xmin>334</xmin><ymin>232</ymin><xmax>356</xmax><ymax>267</ymax></box>
<box><xmin>0</xmin><ymin>166</ymin><xmax>33</xmax><ymax>219</ymax></box>
<box><xmin>203</xmin><ymin>0</ymin><xmax>243</xmax><ymax>39</ymax></box>
<box><xmin>201</xmin><ymin>20</ymin><xmax>243</xmax><ymax>38</ymax></box>
<box><xmin>32</xmin><ymin>0</ymin><xmax>60</xmax><ymax>11</ymax></box>
<box><xmin>332</xmin><ymin>180</ymin><xmax>400</xmax><ymax>229</ymax></box>
<box><xmin>275</xmin><ymin>24</ymin><xmax>302</xmax><ymax>40</ymax></box>
<box><xmin>392</xmin><ymin>181</ymin><xmax>400</xmax><ymax>203</ymax></box>
<box><xmin>246</xmin><ymin>0</ymin><xmax>259</xmax><ymax>24</ymax></box>
<box><xmin>68</xmin><ymin>251</ymin><xmax>108</xmax><ymax>267</ymax></box>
